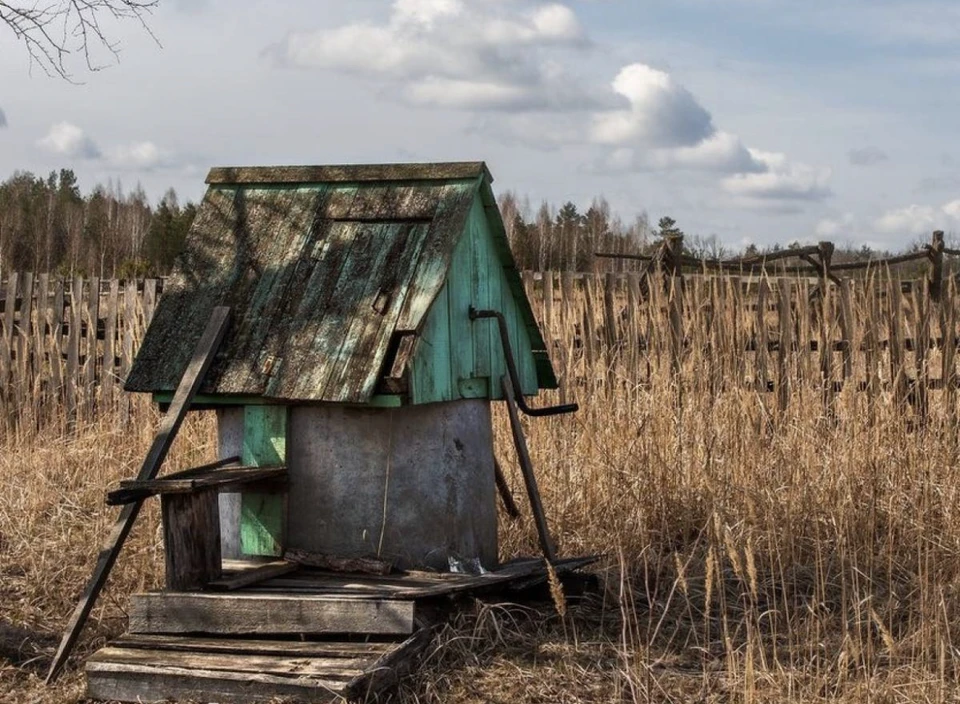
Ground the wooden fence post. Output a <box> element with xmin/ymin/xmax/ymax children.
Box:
<box><xmin>777</xmin><ymin>278</ymin><xmax>793</xmax><ymax>414</ymax></box>
<box><xmin>664</xmin><ymin>235</ymin><xmax>685</xmax><ymax>376</ymax></box>
<box><xmin>929</xmin><ymin>230</ymin><xmax>945</xmax><ymax>302</ymax></box>
<box><xmin>817</xmin><ymin>242</ymin><xmax>836</xmax><ymax>414</ymax></box>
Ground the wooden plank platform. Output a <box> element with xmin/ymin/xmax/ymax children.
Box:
<box><xmin>129</xmin><ymin>592</ymin><xmax>416</xmax><ymax>636</ymax></box>
<box><xmin>87</xmin><ymin>556</ymin><xmax>599</xmax><ymax>702</ymax></box>
<box><xmin>86</xmin><ymin>632</ymin><xmax>429</xmax><ymax>703</ymax></box>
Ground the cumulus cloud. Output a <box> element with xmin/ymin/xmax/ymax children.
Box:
<box><xmin>590</xmin><ymin>64</ymin><xmax>714</xmax><ymax>148</ymax></box>
<box><xmin>38</xmin><ymin>122</ymin><xmax>101</xmax><ymax>159</ymax></box>
<box><xmin>0</xmin><ymin>107</ymin><xmax>6</xmax><ymax>128</ymax></box>
<box><xmin>848</xmin><ymin>146</ymin><xmax>888</xmax><ymax>167</ymax></box>
<box><xmin>815</xmin><ymin>212</ymin><xmax>856</xmax><ymax>237</ymax></box>
<box><xmin>276</xmin><ymin>0</ymin><xmax>592</xmax><ymax>111</ymax></box>
<box><xmin>872</xmin><ymin>198</ymin><xmax>960</xmax><ymax>236</ymax></box>
<box><xmin>721</xmin><ymin>149</ymin><xmax>832</xmax><ymax>202</ymax></box>
<box><xmin>108</xmin><ymin>141</ymin><xmax>168</xmax><ymax>170</ymax></box>
<box><xmin>597</xmin><ymin>131</ymin><xmax>765</xmax><ymax>174</ymax></box>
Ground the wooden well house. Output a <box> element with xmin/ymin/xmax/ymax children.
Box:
<box><xmin>54</xmin><ymin>162</ymin><xmax>591</xmax><ymax>703</ymax></box>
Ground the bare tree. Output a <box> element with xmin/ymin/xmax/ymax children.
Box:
<box><xmin>1</xmin><ymin>1</ymin><xmax>158</xmax><ymax>79</ymax></box>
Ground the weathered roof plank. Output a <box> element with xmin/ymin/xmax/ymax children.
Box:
<box><xmin>206</xmin><ymin>162</ymin><xmax>491</xmax><ymax>186</ymax></box>
<box><xmin>126</xmin><ymin>162</ymin><xmax>556</xmax><ymax>401</ymax></box>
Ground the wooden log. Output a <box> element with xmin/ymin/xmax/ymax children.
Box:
<box><xmin>162</xmin><ymin>489</ymin><xmax>223</xmax><ymax>591</ymax></box>
<box><xmin>46</xmin><ymin>306</ymin><xmax>232</xmax><ymax>684</ymax></box>
<box><xmin>127</xmin><ymin>592</ymin><xmax>416</xmax><ymax>635</ymax></box>
<box><xmin>284</xmin><ymin>549</ymin><xmax>394</xmax><ymax>576</ymax></box>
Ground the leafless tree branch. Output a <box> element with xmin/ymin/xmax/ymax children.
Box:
<box><xmin>0</xmin><ymin>0</ymin><xmax>159</xmax><ymax>81</ymax></box>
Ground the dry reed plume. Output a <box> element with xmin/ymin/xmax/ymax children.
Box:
<box><xmin>3</xmin><ymin>270</ymin><xmax>960</xmax><ymax>702</ymax></box>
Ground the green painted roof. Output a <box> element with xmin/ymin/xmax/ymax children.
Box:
<box><xmin>125</xmin><ymin>162</ymin><xmax>555</xmax><ymax>402</ymax></box>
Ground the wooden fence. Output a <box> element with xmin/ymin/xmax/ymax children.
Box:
<box><xmin>522</xmin><ymin>266</ymin><xmax>960</xmax><ymax>425</ymax></box>
<box><xmin>0</xmin><ymin>273</ymin><xmax>162</xmax><ymax>427</ymax></box>
<box><xmin>2</xmin><ymin>258</ymin><xmax>959</xmax><ymax>429</ymax></box>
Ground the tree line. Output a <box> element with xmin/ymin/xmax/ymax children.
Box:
<box><xmin>0</xmin><ymin>169</ymin><xmax>927</xmax><ymax>279</ymax></box>
<box><xmin>0</xmin><ymin>169</ymin><xmax>194</xmax><ymax>278</ymax></box>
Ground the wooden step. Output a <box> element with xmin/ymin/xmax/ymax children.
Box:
<box><xmin>85</xmin><ymin>632</ymin><xmax>429</xmax><ymax>703</ymax></box>
<box><xmin>129</xmin><ymin>592</ymin><xmax>417</xmax><ymax>636</ymax></box>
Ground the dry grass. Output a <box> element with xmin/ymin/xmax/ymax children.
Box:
<box><xmin>5</xmin><ymin>272</ymin><xmax>960</xmax><ymax>702</ymax></box>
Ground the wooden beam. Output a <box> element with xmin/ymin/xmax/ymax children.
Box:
<box><xmin>107</xmin><ymin>465</ymin><xmax>285</xmax><ymax>505</ymax></box>
<box><xmin>128</xmin><ymin>593</ymin><xmax>416</xmax><ymax>636</ymax></box>
<box><xmin>500</xmin><ymin>375</ymin><xmax>557</xmax><ymax>563</ymax></box>
<box><xmin>46</xmin><ymin>306</ymin><xmax>232</xmax><ymax>684</ymax></box>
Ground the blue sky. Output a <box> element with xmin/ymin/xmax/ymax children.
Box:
<box><xmin>2</xmin><ymin>0</ymin><xmax>959</xmax><ymax>251</ymax></box>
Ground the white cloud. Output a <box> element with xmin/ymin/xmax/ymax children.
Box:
<box><xmin>815</xmin><ymin>212</ymin><xmax>856</xmax><ymax>237</ymax></box>
<box><xmin>873</xmin><ymin>198</ymin><xmax>960</xmax><ymax>236</ymax></box>
<box><xmin>721</xmin><ymin>149</ymin><xmax>832</xmax><ymax>202</ymax></box>
<box><xmin>276</xmin><ymin>0</ymin><xmax>591</xmax><ymax>111</ymax></box>
<box><xmin>590</xmin><ymin>63</ymin><xmax>714</xmax><ymax>148</ymax></box>
<box><xmin>0</xmin><ymin>107</ymin><xmax>6</xmax><ymax>128</ymax></box>
<box><xmin>598</xmin><ymin>131</ymin><xmax>765</xmax><ymax>173</ymax></box>
<box><xmin>37</xmin><ymin>122</ymin><xmax>101</xmax><ymax>159</ymax></box>
<box><xmin>108</xmin><ymin>141</ymin><xmax>168</xmax><ymax>170</ymax></box>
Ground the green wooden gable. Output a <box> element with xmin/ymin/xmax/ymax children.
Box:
<box><xmin>126</xmin><ymin>162</ymin><xmax>556</xmax><ymax>406</ymax></box>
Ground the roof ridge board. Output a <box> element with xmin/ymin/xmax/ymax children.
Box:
<box><xmin>206</xmin><ymin>162</ymin><xmax>492</xmax><ymax>186</ymax></box>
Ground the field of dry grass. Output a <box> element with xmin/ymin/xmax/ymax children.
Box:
<box><xmin>5</xmin><ymin>273</ymin><xmax>960</xmax><ymax>702</ymax></box>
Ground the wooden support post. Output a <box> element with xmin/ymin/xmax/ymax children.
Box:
<box><xmin>46</xmin><ymin>306</ymin><xmax>231</xmax><ymax>684</ymax></box>
<box><xmin>929</xmin><ymin>230</ymin><xmax>945</xmax><ymax>302</ymax></box>
<box><xmin>501</xmin><ymin>375</ymin><xmax>556</xmax><ymax>563</ymax></box>
<box><xmin>494</xmin><ymin>458</ymin><xmax>521</xmax><ymax>520</ymax></box>
<box><xmin>162</xmin><ymin>489</ymin><xmax>222</xmax><ymax>591</ymax></box>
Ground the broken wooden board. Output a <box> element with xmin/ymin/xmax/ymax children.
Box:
<box><xmin>85</xmin><ymin>631</ymin><xmax>429</xmax><ymax>704</ymax></box>
<box><xmin>250</xmin><ymin>555</ymin><xmax>601</xmax><ymax>600</ymax></box>
<box><xmin>128</xmin><ymin>592</ymin><xmax>416</xmax><ymax>636</ymax></box>
<box><xmin>205</xmin><ymin>560</ymin><xmax>297</xmax><ymax>591</ymax></box>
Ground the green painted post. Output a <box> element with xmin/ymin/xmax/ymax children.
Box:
<box><xmin>240</xmin><ymin>405</ymin><xmax>287</xmax><ymax>556</ymax></box>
